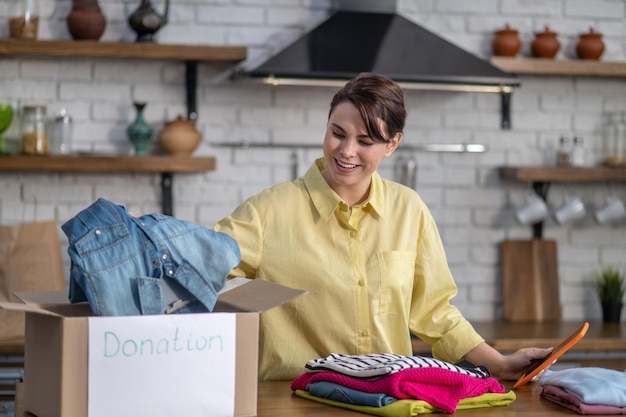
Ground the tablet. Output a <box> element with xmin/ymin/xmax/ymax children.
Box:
<box><xmin>512</xmin><ymin>321</ymin><xmax>589</xmax><ymax>390</ymax></box>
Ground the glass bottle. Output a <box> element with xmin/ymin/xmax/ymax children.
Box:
<box><xmin>556</xmin><ymin>135</ymin><xmax>571</xmax><ymax>166</ymax></box>
<box><xmin>9</xmin><ymin>0</ymin><xmax>39</xmax><ymax>40</ymax></box>
<box><xmin>50</xmin><ymin>109</ymin><xmax>73</xmax><ymax>155</ymax></box>
<box><xmin>21</xmin><ymin>105</ymin><xmax>49</xmax><ymax>155</ymax></box>
<box><xmin>603</xmin><ymin>112</ymin><xmax>626</xmax><ymax>166</ymax></box>
<box><xmin>571</xmin><ymin>136</ymin><xmax>585</xmax><ymax>166</ymax></box>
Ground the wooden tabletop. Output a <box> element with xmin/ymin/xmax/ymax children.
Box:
<box><xmin>15</xmin><ymin>359</ymin><xmax>626</xmax><ymax>417</ymax></box>
<box><xmin>256</xmin><ymin>363</ymin><xmax>626</xmax><ymax>417</ymax></box>
<box><xmin>413</xmin><ymin>321</ymin><xmax>626</xmax><ymax>353</ymax></box>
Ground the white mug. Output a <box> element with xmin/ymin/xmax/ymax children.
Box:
<box><xmin>595</xmin><ymin>196</ymin><xmax>626</xmax><ymax>224</ymax></box>
<box><xmin>516</xmin><ymin>194</ymin><xmax>549</xmax><ymax>225</ymax></box>
<box><xmin>554</xmin><ymin>196</ymin><xmax>586</xmax><ymax>224</ymax></box>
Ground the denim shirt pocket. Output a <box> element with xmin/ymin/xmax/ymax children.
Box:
<box><xmin>73</xmin><ymin>223</ymin><xmax>130</xmax><ymax>257</ymax></box>
<box><xmin>375</xmin><ymin>251</ymin><xmax>416</xmax><ymax>316</ymax></box>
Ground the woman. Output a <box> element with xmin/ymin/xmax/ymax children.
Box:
<box><xmin>214</xmin><ymin>72</ymin><xmax>550</xmax><ymax>381</ymax></box>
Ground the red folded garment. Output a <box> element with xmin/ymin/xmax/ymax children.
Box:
<box><xmin>541</xmin><ymin>385</ymin><xmax>626</xmax><ymax>415</ymax></box>
<box><xmin>292</xmin><ymin>367</ymin><xmax>505</xmax><ymax>413</ymax></box>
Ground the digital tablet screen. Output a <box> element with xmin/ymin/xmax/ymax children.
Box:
<box><xmin>512</xmin><ymin>321</ymin><xmax>589</xmax><ymax>390</ymax></box>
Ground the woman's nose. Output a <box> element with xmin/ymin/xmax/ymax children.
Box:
<box><xmin>339</xmin><ymin>138</ymin><xmax>356</xmax><ymax>156</ymax></box>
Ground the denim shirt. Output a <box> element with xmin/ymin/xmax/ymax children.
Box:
<box><xmin>62</xmin><ymin>198</ymin><xmax>240</xmax><ymax>316</ymax></box>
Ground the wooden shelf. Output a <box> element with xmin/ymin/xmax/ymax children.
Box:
<box><xmin>0</xmin><ymin>155</ymin><xmax>215</xmax><ymax>173</ymax></box>
<box><xmin>491</xmin><ymin>57</ymin><xmax>626</xmax><ymax>77</ymax></box>
<box><xmin>499</xmin><ymin>166</ymin><xmax>626</xmax><ymax>183</ymax></box>
<box><xmin>0</xmin><ymin>39</ymin><xmax>246</xmax><ymax>62</ymax></box>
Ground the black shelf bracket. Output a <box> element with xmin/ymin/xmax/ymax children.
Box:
<box><xmin>159</xmin><ymin>61</ymin><xmax>198</xmax><ymax>216</ymax></box>
<box><xmin>500</xmin><ymin>90</ymin><xmax>512</xmax><ymax>129</ymax></box>
<box><xmin>186</xmin><ymin>61</ymin><xmax>198</xmax><ymax>121</ymax></box>
<box><xmin>531</xmin><ymin>181</ymin><xmax>551</xmax><ymax>239</ymax></box>
<box><xmin>160</xmin><ymin>172</ymin><xmax>173</xmax><ymax>216</ymax></box>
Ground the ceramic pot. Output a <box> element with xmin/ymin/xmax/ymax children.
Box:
<box><xmin>66</xmin><ymin>0</ymin><xmax>106</xmax><ymax>41</ymax></box>
<box><xmin>127</xmin><ymin>0</ymin><xmax>169</xmax><ymax>43</ymax></box>
<box><xmin>576</xmin><ymin>28</ymin><xmax>605</xmax><ymax>60</ymax></box>
<box><xmin>531</xmin><ymin>26</ymin><xmax>560</xmax><ymax>59</ymax></box>
<box><xmin>158</xmin><ymin>116</ymin><xmax>201</xmax><ymax>156</ymax></box>
<box><xmin>492</xmin><ymin>24</ymin><xmax>522</xmax><ymax>57</ymax></box>
<box><xmin>127</xmin><ymin>102</ymin><xmax>153</xmax><ymax>156</ymax></box>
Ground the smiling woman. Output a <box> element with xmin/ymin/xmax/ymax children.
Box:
<box><xmin>213</xmin><ymin>72</ymin><xmax>551</xmax><ymax>382</ymax></box>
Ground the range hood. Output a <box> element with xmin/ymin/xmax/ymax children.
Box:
<box><xmin>247</xmin><ymin>1</ymin><xmax>519</xmax><ymax>128</ymax></box>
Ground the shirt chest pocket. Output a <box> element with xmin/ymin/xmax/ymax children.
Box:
<box><xmin>374</xmin><ymin>251</ymin><xmax>415</xmax><ymax>316</ymax></box>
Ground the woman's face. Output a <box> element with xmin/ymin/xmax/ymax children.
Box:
<box><xmin>322</xmin><ymin>101</ymin><xmax>401</xmax><ymax>204</ymax></box>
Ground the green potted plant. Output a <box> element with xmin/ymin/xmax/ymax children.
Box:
<box><xmin>595</xmin><ymin>266</ymin><xmax>625</xmax><ymax>323</ymax></box>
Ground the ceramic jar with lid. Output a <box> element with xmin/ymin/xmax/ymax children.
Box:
<box><xmin>576</xmin><ymin>27</ymin><xmax>605</xmax><ymax>60</ymax></box>
<box><xmin>157</xmin><ymin>116</ymin><xmax>201</xmax><ymax>156</ymax></box>
<box><xmin>492</xmin><ymin>24</ymin><xmax>522</xmax><ymax>57</ymax></box>
<box><xmin>21</xmin><ymin>104</ymin><xmax>49</xmax><ymax>155</ymax></box>
<box><xmin>531</xmin><ymin>26</ymin><xmax>560</xmax><ymax>59</ymax></box>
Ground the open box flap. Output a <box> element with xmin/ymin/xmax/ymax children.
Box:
<box><xmin>10</xmin><ymin>279</ymin><xmax>306</xmax><ymax>315</ymax></box>
<box><xmin>214</xmin><ymin>277</ymin><xmax>307</xmax><ymax>313</ymax></box>
<box><xmin>0</xmin><ymin>300</ymin><xmax>62</xmax><ymax>317</ymax></box>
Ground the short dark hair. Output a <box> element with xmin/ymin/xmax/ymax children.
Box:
<box><xmin>329</xmin><ymin>73</ymin><xmax>406</xmax><ymax>143</ymax></box>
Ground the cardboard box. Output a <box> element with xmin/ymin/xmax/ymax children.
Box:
<box><xmin>1</xmin><ymin>278</ymin><xmax>305</xmax><ymax>417</ymax></box>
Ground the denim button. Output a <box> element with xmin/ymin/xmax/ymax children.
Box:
<box><xmin>95</xmin><ymin>229</ymin><xmax>101</xmax><ymax>235</ymax></box>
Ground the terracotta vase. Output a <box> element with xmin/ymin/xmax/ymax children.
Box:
<box><xmin>158</xmin><ymin>116</ymin><xmax>201</xmax><ymax>156</ymax></box>
<box><xmin>492</xmin><ymin>24</ymin><xmax>522</xmax><ymax>57</ymax></box>
<box><xmin>576</xmin><ymin>27</ymin><xmax>605</xmax><ymax>60</ymax></box>
<box><xmin>531</xmin><ymin>26</ymin><xmax>560</xmax><ymax>59</ymax></box>
<box><xmin>66</xmin><ymin>0</ymin><xmax>106</xmax><ymax>41</ymax></box>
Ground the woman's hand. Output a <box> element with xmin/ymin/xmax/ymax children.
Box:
<box><xmin>464</xmin><ymin>342</ymin><xmax>553</xmax><ymax>381</ymax></box>
<box><xmin>493</xmin><ymin>347</ymin><xmax>553</xmax><ymax>381</ymax></box>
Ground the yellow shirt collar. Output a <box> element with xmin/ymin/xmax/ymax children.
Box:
<box><xmin>303</xmin><ymin>158</ymin><xmax>385</xmax><ymax>221</ymax></box>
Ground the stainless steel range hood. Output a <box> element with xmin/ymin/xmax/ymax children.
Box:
<box><xmin>247</xmin><ymin>1</ymin><xmax>519</xmax><ymax>128</ymax></box>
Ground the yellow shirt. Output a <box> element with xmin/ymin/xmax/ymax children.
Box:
<box><xmin>214</xmin><ymin>159</ymin><xmax>484</xmax><ymax>380</ymax></box>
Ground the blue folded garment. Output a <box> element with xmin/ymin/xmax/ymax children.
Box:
<box><xmin>539</xmin><ymin>368</ymin><xmax>626</xmax><ymax>407</ymax></box>
<box><xmin>306</xmin><ymin>381</ymin><xmax>397</xmax><ymax>407</ymax></box>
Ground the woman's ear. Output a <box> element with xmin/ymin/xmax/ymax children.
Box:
<box><xmin>384</xmin><ymin>132</ymin><xmax>403</xmax><ymax>157</ymax></box>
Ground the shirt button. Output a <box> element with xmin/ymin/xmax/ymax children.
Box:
<box><xmin>360</xmin><ymin>330</ymin><xmax>369</xmax><ymax>337</ymax></box>
<box><xmin>358</xmin><ymin>280</ymin><xmax>364</xmax><ymax>287</ymax></box>
<box><xmin>350</xmin><ymin>231</ymin><xmax>356</xmax><ymax>238</ymax></box>
<box><xmin>95</xmin><ymin>229</ymin><xmax>101</xmax><ymax>235</ymax></box>
<box><xmin>167</xmin><ymin>269</ymin><xmax>174</xmax><ymax>276</ymax></box>
<box><xmin>162</xmin><ymin>253</ymin><xmax>168</xmax><ymax>260</ymax></box>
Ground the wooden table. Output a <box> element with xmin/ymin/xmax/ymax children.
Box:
<box><xmin>412</xmin><ymin>321</ymin><xmax>626</xmax><ymax>354</ymax></box>
<box><xmin>257</xmin><ymin>366</ymin><xmax>626</xmax><ymax>417</ymax></box>
<box><xmin>15</xmin><ymin>359</ymin><xmax>626</xmax><ymax>417</ymax></box>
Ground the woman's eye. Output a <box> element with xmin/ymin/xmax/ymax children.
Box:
<box><xmin>332</xmin><ymin>131</ymin><xmax>345</xmax><ymax>138</ymax></box>
<box><xmin>359</xmin><ymin>140</ymin><xmax>374</xmax><ymax>146</ymax></box>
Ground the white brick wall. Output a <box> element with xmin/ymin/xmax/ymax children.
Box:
<box><xmin>0</xmin><ymin>0</ymin><xmax>625</xmax><ymax>321</ymax></box>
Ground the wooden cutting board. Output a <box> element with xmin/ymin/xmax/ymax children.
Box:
<box><xmin>501</xmin><ymin>239</ymin><xmax>561</xmax><ymax>322</ymax></box>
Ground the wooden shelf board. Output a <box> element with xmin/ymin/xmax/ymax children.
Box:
<box><xmin>0</xmin><ymin>39</ymin><xmax>246</xmax><ymax>62</ymax></box>
<box><xmin>491</xmin><ymin>57</ymin><xmax>626</xmax><ymax>77</ymax></box>
<box><xmin>0</xmin><ymin>155</ymin><xmax>216</xmax><ymax>173</ymax></box>
<box><xmin>499</xmin><ymin>166</ymin><xmax>626</xmax><ymax>183</ymax></box>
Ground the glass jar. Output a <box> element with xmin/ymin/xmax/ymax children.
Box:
<box><xmin>21</xmin><ymin>105</ymin><xmax>49</xmax><ymax>155</ymax></box>
<box><xmin>602</xmin><ymin>112</ymin><xmax>626</xmax><ymax>167</ymax></box>
<box><xmin>9</xmin><ymin>0</ymin><xmax>39</xmax><ymax>40</ymax></box>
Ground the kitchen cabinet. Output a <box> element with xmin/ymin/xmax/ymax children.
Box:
<box><xmin>490</xmin><ymin>57</ymin><xmax>626</xmax><ymax>77</ymax></box>
<box><xmin>499</xmin><ymin>166</ymin><xmax>626</xmax><ymax>237</ymax></box>
<box><xmin>0</xmin><ymin>39</ymin><xmax>246</xmax><ymax>215</ymax></box>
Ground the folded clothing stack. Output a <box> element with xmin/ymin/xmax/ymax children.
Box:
<box><xmin>291</xmin><ymin>353</ymin><xmax>516</xmax><ymax>416</ymax></box>
<box><xmin>540</xmin><ymin>367</ymin><xmax>626</xmax><ymax>415</ymax></box>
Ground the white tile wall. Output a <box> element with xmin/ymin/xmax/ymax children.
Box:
<box><xmin>0</xmin><ymin>0</ymin><xmax>625</xmax><ymax>321</ymax></box>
